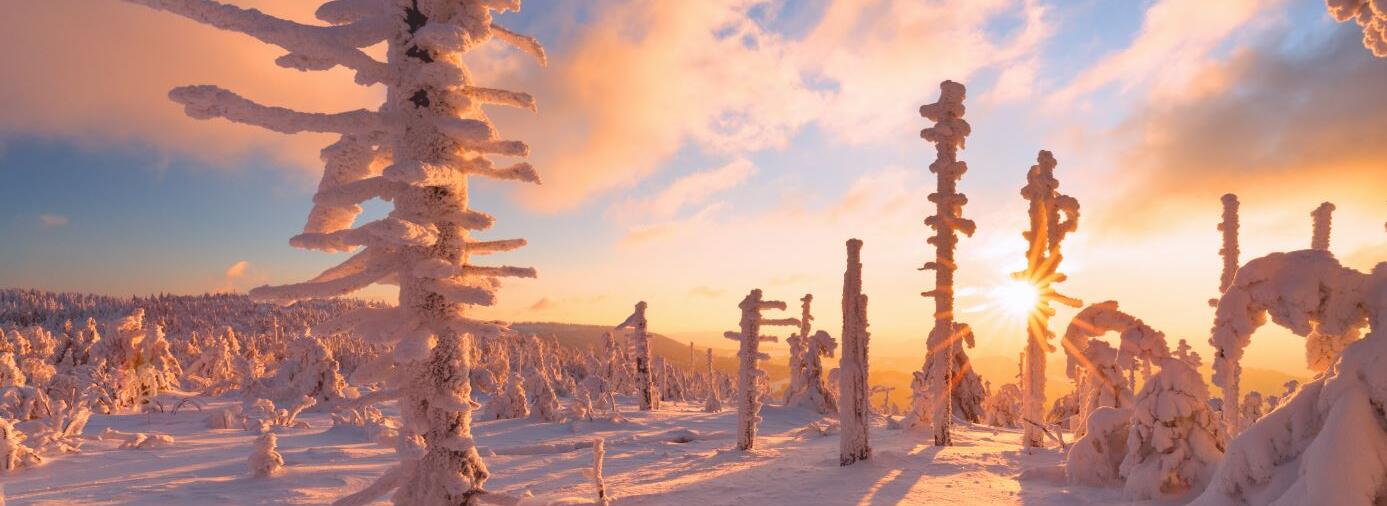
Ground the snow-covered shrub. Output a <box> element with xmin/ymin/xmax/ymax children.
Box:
<box><xmin>250</xmin><ymin>432</ymin><xmax>285</xmax><ymax>477</ymax></box>
<box><xmin>269</xmin><ymin>337</ymin><xmax>353</xmax><ymax>406</ymax></box>
<box><xmin>1014</xmin><ymin>150</ymin><xmax>1082</xmax><ymax>448</ymax></box>
<box><xmin>530</xmin><ymin>370</ymin><xmax>562</xmax><ymax>423</ymax></box>
<box><xmin>1066</xmin><ymin>406</ymin><xmax>1133</xmax><ymax>486</ymax></box>
<box><xmin>983</xmin><ymin>383</ymin><xmax>1023</xmax><ymax>428</ymax></box>
<box><xmin>725</xmin><ymin>289</ymin><xmax>799</xmax><ymax>451</ymax></box>
<box><xmin>1121</xmin><ymin>358</ymin><xmax>1224</xmax><ymax>500</ymax></box>
<box><xmin>615</xmin><ymin>302</ymin><xmax>657</xmax><ymax>411</ymax></box>
<box><xmin>0</xmin><ymin>354</ymin><xmax>25</xmax><ymax>387</ymax></box>
<box><xmin>840</xmin><ymin>239</ymin><xmax>872</xmax><ymax>465</ymax></box>
<box><xmin>1</xmin><ymin>417</ymin><xmax>44</xmax><ymax>472</ymax></box>
<box><xmin>207</xmin><ymin>405</ymin><xmax>248</xmax><ymax>430</ymax></box>
<box><xmin>484</xmin><ymin>372</ymin><xmax>529</xmax><ymax>420</ymax></box>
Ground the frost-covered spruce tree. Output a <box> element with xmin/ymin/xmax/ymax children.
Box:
<box><xmin>840</xmin><ymin>239</ymin><xmax>872</xmax><ymax>465</ymax></box>
<box><xmin>1014</xmin><ymin>150</ymin><xmax>1082</xmax><ymax>448</ymax></box>
<box><xmin>789</xmin><ymin>330</ymin><xmax>837</xmax><ymax>414</ymax></box>
<box><xmin>529</xmin><ymin>368</ymin><xmax>561</xmax><ymax>423</ymax></box>
<box><xmin>1211</xmin><ymin>194</ymin><xmax>1239</xmax><ymax>307</ymax></box>
<box><xmin>1120</xmin><ymin>358</ymin><xmax>1224</xmax><ymax>500</ymax></box>
<box><xmin>913</xmin><ymin>80</ymin><xmax>978</xmax><ymax>447</ymax></box>
<box><xmin>1209</xmin><ymin>250</ymin><xmax>1371</xmax><ymax>436</ymax></box>
<box><xmin>121</xmin><ymin>1</ymin><xmax>547</xmax><ymax>502</ymax></box>
<box><xmin>1</xmin><ymin>417</ymin><xmax>43</xmax><ymax>472</ymax></box>
<box><xmin>249</xmin><ymin>432</ymin><xmax>286</xmax><ymax>477</ymax></box>
<box><xmin>725</xmin><ymin>289</ymin><xmax>799</xmax><ymax>451</ymax></box>
<box><xmin>702</xmin><ymin>348</ymin><xmax>723</xmax><ymax>413</ymax></box>
<box><xmin>482</xmin><ymin>371</ymin><xmax>528</xmax><ymax>420</ymax></box>
<box><xmin>272</xmin><ymin>337</ymin><xmax>352</xmax><ymax>405</ymax></box>
<box><xmin>615</xmin><ymin>302</ymin><xmax>657</xmax><ymax>411</ymax></box>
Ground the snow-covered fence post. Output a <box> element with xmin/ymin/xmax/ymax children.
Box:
<box><xmin>616</xmin><ymin>302</ymin><xmax>656</xmax><ymax>411</ymax></box>
<box><xmin>840</xmin><ymin>239</ymin><xmax>872</xmax><ymax>465</ymax></box>
<box><xmin>916</xmin><ymin>80</ymin><xmax>977</xmax><ymax>447</ymax></box>
<box><xmin>1311</xmin><ymin>202</ymin><xmax>1334</xmax><ymax>251</ymax></box>
<box><xmin>1015</xmin><ymin>150</ymin><xmax>1082</xmax><ymax>448</ymax></box>
<box><xmin>725</xmin><ymin>289</ymin><xmax>799</xmax><ymax>451</ymax></box>
<box><xmin>120</xmin><ymin>1</ymin><xmax>549</xmax><ymax>502</ymax></box>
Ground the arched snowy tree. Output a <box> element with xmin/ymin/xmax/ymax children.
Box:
<box><xmin>914</xmin><ymin>80</ymin><xmax>978</xmax><ymax>447</ymax></box>
<box><xmin>1209</xmin><ymin>250</ymin><xmax>1372</xmax><ymax>436</ymax></box>
<box><xmin>725</xmin><ymin>289</ymin><xmax>799</xmax><ymax>451</ymax></box>
<box><xmin>120</xmin><ymin>1</ymin><xmax>548</xmax><ymax>502</ymax></box>
<box><xmin>840</xmin><ymin>239</ymin><xmax>871</xmax><ymax>465</ymax></box>
<box><xmin>615</xmin><ymin>302</ymin><xmax>657</xmax><ymax>411</ymax></box>
<box><xmin>1015</xmin><ymin>150</ymin><xmax>1082</xmax><ymax>448</ymax></box>
<box><xmin>1061</xmin><ymin>301</ymin><xmax>1170</xmax><ymax>436</ymax></box>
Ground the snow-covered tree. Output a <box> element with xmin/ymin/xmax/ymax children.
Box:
<box><xmin>483</xmin><ymin>372</ymin><xmax>529</xmax><ymax>420</ymax></box>
<box><xmin>615</xmin><ymin>302</ymin><xmax>657</xmax><ymax>411</ymax></box>
<box><xmin>784</xmin><ymin>294</ymin><xmax>813</xmax><ymax>404</ymax></box>
<box><xmin>0</xmin><ymin>354</ymin><xmax>25</xmax><ymax>387</ymax></box>
<box><xmin>840</xmin><ymin>239</ymin><xmax>871</xmax><ymax>465</ymax></box>
<box><xmin>1212</xmin><ymin>194</ymin><xmax>1239</xmax><ymax>307</ymax></box>
<box><xmin>529</xmin><ymin>368</ymin><xmax>562</xmax><ymax>423</ymax></box>
<box><xmin>1061</xmin><ymin>301</ymin><xmax>1169</xmax><ymax>436</ymax></box>
<box><xmin>249</xmin><ymin>432</ymin><xmax>286</xmax><ymax>478</ymax></box>
<box><xmin>1015</xmin><ymin>150</ymin><xmax>1082</xmax><ymax>448</ymax></box>
<box><xmin>788</xmin><ymin>330</ymin><xmax>837</xmax><ymax>414</ymax></box>
<box><xmin>915</xmin><ymin>80</ymin><xmax>978</xmax><ymax>447</ymax></box>
<box><xmin>725</xmin><ymin>289</ymin><xmax>799</xmax><ymax>451</ymax></box>
<box><xmin>271</xmin><ymin>337</ymin><xmax>353</xmax><ymax>406</ymax></box>
<box><xmin>122</xmin><ymin>0</ymin><xmax>548</xmax><ymax>502</ymax></box>
<box><xmin>592</xmin><ymin>437</ymin><xmax>610</xmax><ymax>506</ymax></box>
<box><xmin>702</xmin><ymin>347</ymin><xmax>723</xmax><ymax>413</ymax></box>
<box><xmin>1327</xmin><ymin>0</ymin><xmax>1387</xmax><ymax>56</ymax></box>
<box><xmin>1209</xmin><ymin>250</ymin><xmax>1372</xmax><ymax>435</ymax></box>
<box><xmin>983</xmin><ymin>383</ymin><xmax>1023</xmax><ymax>428</ymax></box>
<box><xmin>1311</xmin><ymin>202</ymin><xmax>1335</xmax><ymax>251</ymax></box>
<box><xmin>1120</xmin><ymin>358</ymin><xmax>1224</xmax><ymax>500</ymax></box>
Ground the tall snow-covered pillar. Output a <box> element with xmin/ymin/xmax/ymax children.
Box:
<box><xmin>616</xmin><ymin>301</ymin><xmax>657</xmax><ymax>411</ymax></box>
<box><xmin>725</xmin><ymin>289</ymin><xmax>799</xmax><ymax>451</ymax></box>
<box><xmin>840</xmin><ymin>239</ymin><xmax>872</xmax><ymax>465</ymax></box>
<box><xmin>916</xmin><ymin>80</ymin><xmax>977</xmax><ymax>446</ymax></box>
<box><xmin>121</xmin><ymin>1</ymin><xmax>549</xmax><ymax>503</ymax></box>
<box><xmin>1212</xmin><ymin>194</ymin><xmax>1239</xmax><ymax>307</ymax></box>
<box><xmin>1015</xmin><ymin>150</ymin><xmax>1082</xmax><ymax>449</ymax></box>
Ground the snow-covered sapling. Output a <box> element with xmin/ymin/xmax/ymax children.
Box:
<box><xmin>724</xmin><ymin>289</ymin><xmax>799</xmax><ymax>451</ymax></box>
<box><xmin>917</xmin><ymin>80</ymin><xmax>979</xmax><ymax>447</ymax></box>
<box><xmin>840</xmin><ymin>239</ymin><xmax>872</xmax><ymax>466</ymax></box>
<box><xmin>1120</xmin><ymin>358</ymin><xmax>1224</xmax><ymax>500</ymax></box>
<box><xmin>249</xmin><ymin>432</ymin><xmax>285</xmax><ymax>477</ymax></box>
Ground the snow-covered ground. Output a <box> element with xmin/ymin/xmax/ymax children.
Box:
<box><xmin>3</xmin><ymin>396</ymin><xmax>1120</xmax><ymax>505</ymax></box>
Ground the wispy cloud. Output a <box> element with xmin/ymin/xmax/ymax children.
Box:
<box><xmin>220</xmin><ymin>260</ymin><xmax>250</xmax><ymax>292</ymax></box>
<box><xmin>37</xmin><ymin>213</ymin><xmax>68</xmax><ymax>228</ymax></box>
<box><xmin>689</xmin><ymin>286</ymin><xmax>726</xmax><ymax>298</ymax></box>
<box><xmin>614</xmin><ymin>158</ymin><xmax>755</xmax><ymax>221</ymax></box>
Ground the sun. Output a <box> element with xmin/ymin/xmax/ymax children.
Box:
<box><xmin>991</xmin><ymin>279</ymin><xmax>1040</xmax><ymax>318</ymax></box>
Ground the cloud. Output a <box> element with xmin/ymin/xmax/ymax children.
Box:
<box><xmin>220</xmin><ymin>260</ymin><xmax>251</xmax><ymax>292</ymax></box>
<box><xmin>1095</xmin><ymin>28</ymin><xmax>1387</xmax><ymax>228</ymax></box>
<box><xmin>0</xmin><ymin>1</ymin><xmax>381</xmax><ymax>174</ymax></box>
<box><xmin>688</xmin><ymin>286</ymin><xmax>726</xmax><ymax>298</ymax></box>
<box><xmin>529</xmin><ymin>297</ymin><xmax>555</xmax><ymax>311</ymax></box>
<box><xmin>614</xmin><ymin>158</ymin><xmax>756</xmax><ymax>221</ymax></box>
<box><xmin>1048</xmin><ymin>0</ymin><xmax>1279</xmax><ymax>108</ymax></box>
<box><xmin>37</xmin><ymin>214</ymin><xmax>68</xmax><ymax>228</ymax></box>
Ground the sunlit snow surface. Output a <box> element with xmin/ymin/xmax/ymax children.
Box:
<box><xmin>4</xmin><ymin>397</ymin><xmax>1118</xmax><ymax>505</ymax></box>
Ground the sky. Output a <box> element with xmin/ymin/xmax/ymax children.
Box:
<box><xmin>2</xmin><ymin>0</ymin><xmax>1386</xmax><ymax>379</ymax></box>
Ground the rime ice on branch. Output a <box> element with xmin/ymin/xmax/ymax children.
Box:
<box><xmin>120</xmin><ymin>1</ymin><xmax>548</xmax><ymax>503</ymax></box>
<box><xmin>1015</xmin><ymin>150</ymin><xmax>1082</xmax><ymax>448</ymax></box>
<box><xmin>839</xmin><ymin>239</ymin><xmax>871</xmax><ymax>466</ymax></box>
<box><xmin>725</xmin><ymin>289</ymin><xmax>799</xmax><ymax>451</ymax></box>
<box><xmin>615</xmin><ymin>302</ymin><xmax>657</xmax><ymax>411</ymax></box>
<box><xmin>914</xmin><ymin>80</ymin><xmax>978</xmax><ymax>447</ymax></box>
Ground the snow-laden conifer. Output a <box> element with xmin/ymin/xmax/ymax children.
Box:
<box><xmin>725</xmin><ymin>289</ymin><xmax>799</xmax><ymax>451</ymax></box>
<box><xmin>615</xmin><ymin>302</ymin><xmax>657</xmax><ymax>411</ymax></box>
<box><xmin>839</xmin><ymin>239</ymin><xmax>871</xmax><ymax>465</ymax></box>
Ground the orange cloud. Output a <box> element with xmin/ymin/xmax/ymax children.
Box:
<box><xmin>612</xmin><ymin>158</ymin><xmax>755</xmax><ymax>222</ymax></box>
<box><xmin>0</xmin><ymin>1</ymin><xmax>381</xmax><ymax>177</ymax></box>
<box><xmin>37</xmin><ymin>214</ymin><xmax>69</xmax><ymax>228</ymax></box>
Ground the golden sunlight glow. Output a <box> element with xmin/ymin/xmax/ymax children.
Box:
<box><xmin>991</xmin><ymin>279</ymin><xmax>1040</xmax><ymax>318</ymax></box>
